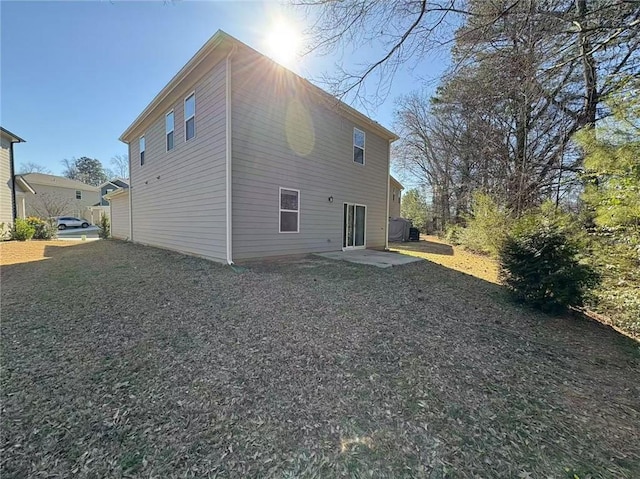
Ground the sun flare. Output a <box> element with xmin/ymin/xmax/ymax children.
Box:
<box><xmin>265</xmin><ymin>19</ymin><xmax>301</xmax><ymax>67</ymax></box>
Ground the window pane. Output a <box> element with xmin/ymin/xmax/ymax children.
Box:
<box><xmin>140</xmin><ymin>136</ymin><xmax>145</xmax><ymax>151</ymax></box>
<box><xmin>354</xmin><ymin>129</ymin><xmax>365</xmax><ymax>148</ymax></box>
<box><xmin>167</xmin><ymin>131</ymin><xmax>174</xmax><ymax>151</ymax></box>
<box><xmin>186</xmin><ymin>117</ymin><xmax>195</xmax><ymax>141</ymax></box>
<box><xmin>280</xmin><ymin>211</ymin><xmax>298</xmax><ymax>232</ymax></box>
<box><xmin>354</xmin><ymin>146</ymin><xmax>364</xmax><ymax>164</ymax></box>
<box><xmin>75</xmin><ymin>190</ymin><xmax>82</xmax><ymax>199</ymax></box>
<box><xmin>355</xmin><ymin>205</ymin><xmax>365</xmax><ymax>246</ymax></box>
<box><xmin>280</xmin><ymin>189</ymin><xmax>298</xmax><ymax>210</ymax></box>
<box><xmin>185</xmin><ymin>94</ymin><xmax>195</xmax><ymax>119</ymax></box>
<box><xmin>166</xmin><ymin>112</ymin><xmax>174</xmax><ymax>132</ymax></box>
<box><xmin>141</xmin><ymin>151</ymin><xmax>145</xmax><ymax>166</ymax></box>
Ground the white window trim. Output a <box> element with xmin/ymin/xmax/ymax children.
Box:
<box><xmin>279</xmin><ymin>187</ymin><xmax>300</xmax><ymax>234</ymax></box>
<box><xmin>75</xmin><ymin>190</ymin><xmax>82</xmax><ymax>200</ymax></box>
<box><xmin>353</xmin><ymin>127</ymin><xmax>366</xmax><ymax>165</ymax></box>
<box><xmin>166</xmin><ymin>110</ymin><xmax>174</xmax><ymax>152</ymax></box>
<box><xmin>140</xmin><ymin>135</ymin><xmax>145</xmax><ymax>166</ymax></box>
<box><xmin>184</xmin><ymin>91</ymin><xmax>195</xmax><ymax>142</ymax></box>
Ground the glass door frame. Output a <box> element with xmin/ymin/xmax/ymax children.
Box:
<box><xmin>342</xmin><ymin>202</ymin><xmax>367</xmax><ymax>250</ymax></box>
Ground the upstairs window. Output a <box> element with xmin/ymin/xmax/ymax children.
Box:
<box><xmin>140</xmin><ymin>136</ymin><xmax>145</xmax><ymax>166</ymax></box>
<box><xmin>185</xmin><ymin>93</ymin><xmax>195</xmax><ymax>141</ymax></box>
<box><xmin>75</xmin><ymin>190</ymin><xmax>82</xmax><ymax>200</ymax></box>
<box><xmin>166</xmin><ymin>111</ymin><xmax>174</xmax><ymax>151</ymax></box>
<box><xmin>279</xmin><ymin>187</ymin><xmax>300</xmax><ymax>233</ymax></box>
<box><xmin>353</xmin><ymin>128</ymin><xmax>365</xmax><ymax>165</ymax></box>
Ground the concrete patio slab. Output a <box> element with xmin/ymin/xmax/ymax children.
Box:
<box><xmin>316</xmin><ymin>249</ymin><xmax>423</xmax><ymax>268</ymax></box>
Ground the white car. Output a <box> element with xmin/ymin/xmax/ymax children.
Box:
<box><xmin>57</xmin><ymin>216</ymin><xmax>90</xmax><ymax>230</ymax></box>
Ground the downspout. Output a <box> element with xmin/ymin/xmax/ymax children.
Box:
<box><xmin>9</xmin><ymin>142</ymin><xmax>17</xmax><ymax>221</ymax></box>
<box><xmin>385</xmin><ymin>140</ymin><xmax>391</xmax><ymax>250</ymax></box>
<box><xmin>128</xmin><ymin>144</ymin><xmax>133</xmax><ymax>241</ymax></box>
<box><xmin>225</xmin><ymin>45</ymin><xmax>237</xmax><ymax>265</ymax></box>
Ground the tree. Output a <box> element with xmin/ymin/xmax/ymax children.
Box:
<box><xmin>62</xmin><ymin>157</ymin><xmax>108</xmax><ymax>186</ymax></box>
<box><xmin>110</xmin><ymin>154</ymin><xmax>129</xmax><ymax>179</ymax></box>
<box><xmin>576</xmin><ymin>76</ymin><xmax>640</xmax><ymax>233</ymax></box>
<box><xmin>30</xmin><ymin>192</ymin><xmax>72</xmax><ymax>222</ymax></box>
<box><xmin>401</xmin><ymin>188</ymin><xmax>430</xmax><ymax>232</ymax></box>
<box><xmin>300</xmin><ymin>0</ymin><xmax>639</xmax><ymax>118</ymax></box>
<box><xmin>17</xmin><ymin>162</ymin><xmax>52</xmax><ymax>174</ymax></box>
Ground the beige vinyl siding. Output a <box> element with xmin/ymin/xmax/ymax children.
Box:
<box><xmin>389</xmin><ymin>184</ymin><xmax>401</xmax><ymax>218</ymax></box>
<box><xmin>231</xmin><ymin>55</ymin><xmax>389</xmax><ymax>260</ymax></box>
<box><xmin>128</xmin><ymin>60</ymin><xmax>227</xmax><ymax>261</ymax></box>
<box><xmin>22</xmin><ymin>184</ymin><xmax>100</xmax><ymax>218</ymax></box>
<box><xmin>0</xmin><ymin>137</ymin><xmax>13</xmax><ymax>226</ymax></box>
<box><xmin>109</xmin><ymin>192</ymin><xmax>130</xmax><ymax>239</ymax></box>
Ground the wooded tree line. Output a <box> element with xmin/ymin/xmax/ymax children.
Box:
<box><xmin>19</xmin><ymin>154</ymin><xmax>129</xmax><ymax>186</ymax></box>
<box><xmin>301</xmin><ymin>0</ymin><xmax>639</xmax><ymax>333</ymax></box>
<box><xmin>301</xmin><ymin>0</ymin><xmax>638</xmax><ymax>228</ymax></box>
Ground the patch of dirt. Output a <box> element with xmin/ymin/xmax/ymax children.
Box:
<box><xmin>391</xmin><ymin>235</ymin><xmax>500</xmax><ymax>283</ymax></box>
<box><xmin>1</xmin><ymin>240</ymin><xmax>639</xmax><ymax>478</ymax></box>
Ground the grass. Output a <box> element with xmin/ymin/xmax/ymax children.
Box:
<box><xmin>390</xmin><ymin>236</ymin><xmax>500</xmax><ymax>284</ymax></box>
<box><xmin>1</xmin><ymin>240</ymin><xmax>639</xmax><ymax>478</ymax></box>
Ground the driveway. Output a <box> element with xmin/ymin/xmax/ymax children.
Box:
<box><xmin>56</xmin><ymin>225</ymin><xmax>100</xmax><ymax>239</ymax></box>
<box><xmin>1</xmin><ymin>240</ymin><xmax>638</xmax><ymax>478</ymax></box>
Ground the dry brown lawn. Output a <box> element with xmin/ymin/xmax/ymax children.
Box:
<box><xmin>0</xmin><ymin>240</ymin><xmax>81</xmax><ymax>266</ymax></box>
<box><xmin>2</xmin><ymin>240</ymin><xmax>639</xmax><ymax>478</ymax></box>
<box><xmin>390</xmin><ymin>236</ymin><xmax>500</xmax><ymax>283</ymax></box>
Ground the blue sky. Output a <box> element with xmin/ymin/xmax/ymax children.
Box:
<box><xmin>1</xmin><ymin>1</ymin><xmax>448</xmax><ymax>177</ymax></box>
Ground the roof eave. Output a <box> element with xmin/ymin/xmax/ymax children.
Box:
<box><xmin>119</xmin><ymin>30</ymin><xmax>229</xmax><ymax>143</ymax></box>
<box><xmin>0</xmin><ymin>127</ymin><xmax>26</xmax><ymax>143</ymax></box>
<box><xmin>103</xmin><ymin>187</ymin><xmax>129</xmax><ymax>200</ymax></box>
<box><xmin>15</xmin><ymin>175</ymin><xmax>36</xmax><ymax>194</ymax></box>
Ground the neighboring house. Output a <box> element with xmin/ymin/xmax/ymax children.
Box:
<box><xmin>1</xmin><ymin>127</ymin><xmax>32</xmax><ymax>230</ymax></box>
<box><xmin>21</xmin><ymin>173</ymin><xmax>100</xmax><ymax>218</ymax></box>
<box><xmin>104</xmin><ymin>187</ymin><xmax>129</xmax><ymax>239</ymax></box>
<box><xmin>14</xmin><ymin>175</ymin><xmax>36</xmax><ymax>220</ymax></box>
<box><xmin>98</xmin><ymin>178</ymin><xmax>129</xmax><ymax>206</ymax></box>
<box><xmin>389</xmin><ymin>176</ymin><xmax>404</xmax><ymax>218</ymax></box>
<box><xmin>116</xmin><ymin>30</ymin><xmax>397</xmax><ymax>263</ymax></box>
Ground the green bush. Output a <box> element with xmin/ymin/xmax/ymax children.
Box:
<box><xmin>586</xmin><ymin>230</ymin><xmax>640</xmax><ymax>336</ymax></box>
<box><xmin>99</xmin><ymin>214</ymin><xmax>110</xmax><ymax>239</ymax></box>
<box><xmin>442</xmin><ymin>224</ymin><xmax>464</xmax><ymax>245</ymax></box>
<box><xmin>499</xmin><ymin>217</ymin><xmax>599</xmax><ymax>313</ymax></box>
<box><xmin>11</xmin><ymin>218</ymin><xmax>35</xmax><ymax>241</ymax></box>
<box><xmin>460</xmin><ymin>192</ymin><xmax>512</xmax><ymax>257</ymax></box>
<box><xmin>26</xmin><ymin>216</ymin><xmax>54</xmax><ymax>240</ymax></box>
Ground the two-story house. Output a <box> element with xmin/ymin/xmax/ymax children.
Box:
<box><xmin>115</xmin><ymin>30</ymin><xmax>397</xmax><ymax>263</ymax></box>
<box><xmin>98</xmin><ymin>179</ymin><xmax>129</xmax><ymax>206</ymax></box>
<box><xmin>21</xmin><ymin>173</ymin><xmax>100</xmax><ymax>218</ymax></box>
<box><xmin>1</xmin><ymin>127</ymin><xmax>34</xmax><ymax>232</ymax></box>
<box><xmin>389</xmin><ymin>176</ymin><xmax>404</xmax><ymax>218</ymax></box>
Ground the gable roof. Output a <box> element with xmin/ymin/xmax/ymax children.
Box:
<box><xmin>14</xmin><ymin>175</ymin><xmax>36</xmax><ymax>194</ymax></box>
<box><xmin>99</xmin><ymin>178</ymin><xmax>129</xmax><ymax>189</ymax></box>
<box><xmin>103</xmin><ymin>186</ymin><xmax>129</xmax><ymax>201</ymax></box>
<box><xmin>390</xmin><ymin>176</ymin><xmax>404</xmax><ymax>190</ymax></box>
<box><xmin>0</xmin><ymin>127</ymin><xmax>25</xmax><ymax>143</ymax></box>
<box><xmin>22</xmin><ymin>173</ymin><xmax>99</xmax><ymax>191</ymax></box>
<box><xmin>120</xmin><ymin>30</ymin><xmax>397</xmax><ymax>144</ymax></box>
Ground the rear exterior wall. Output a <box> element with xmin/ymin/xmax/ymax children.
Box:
<box><xmin>230</xmin><ymin>55</ymin><xmax>390</xmax><ymax>260</ymax></box>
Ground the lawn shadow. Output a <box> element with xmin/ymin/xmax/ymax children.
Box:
<box><xmin>390</xmin><ymin>239</ymin><xmax>454</xmax><ymax>256</ymax></box>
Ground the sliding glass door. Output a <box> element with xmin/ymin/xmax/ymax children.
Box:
<box><xmin>343</xmin><ymin>203</ymin><xmax>366</xmax><ymax>249</ymax></box>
